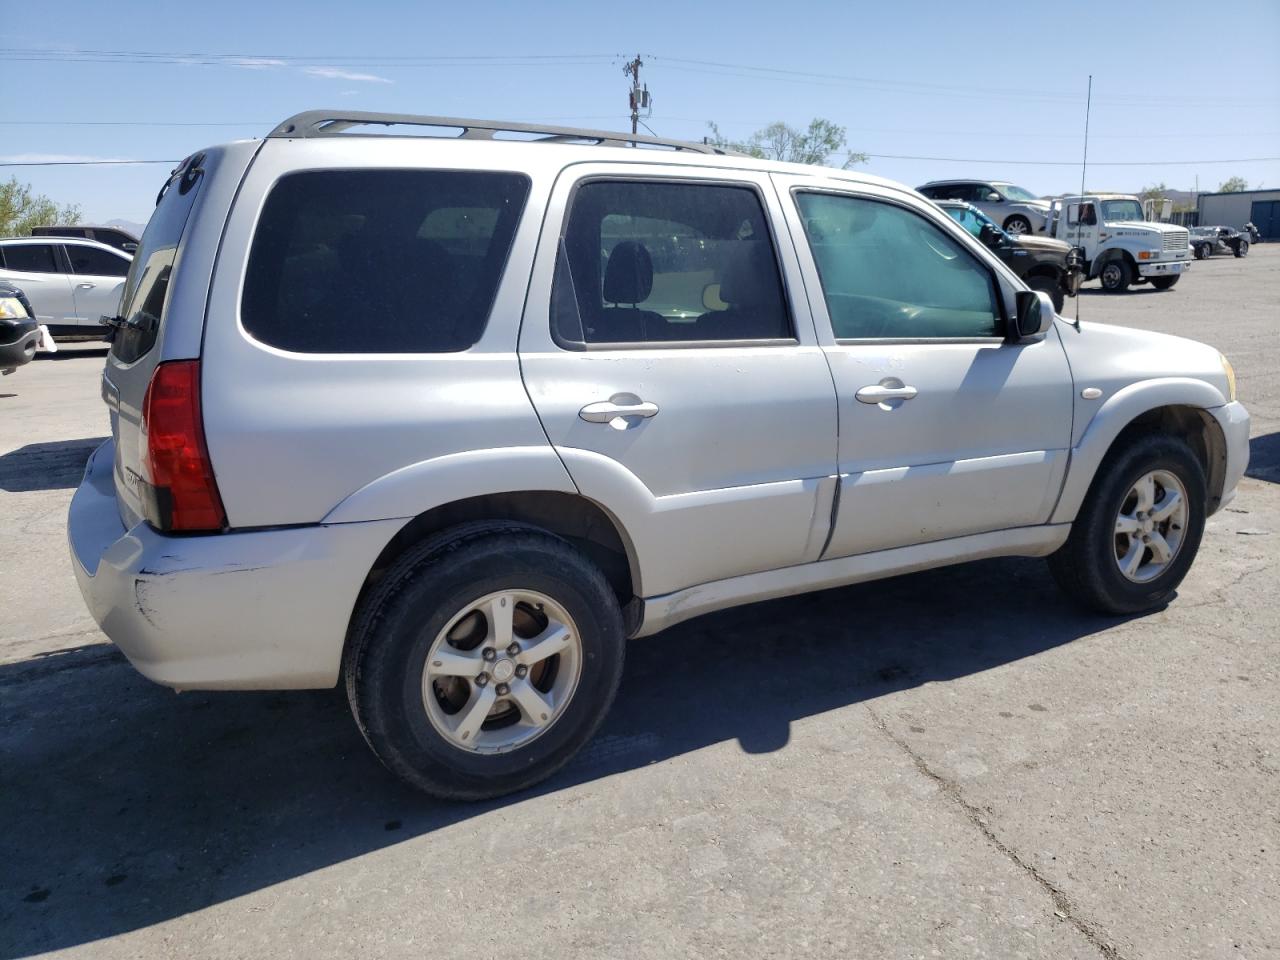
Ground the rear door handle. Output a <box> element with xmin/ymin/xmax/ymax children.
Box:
<box><xmin>855</xmin><ymin>384</ymin><xmax>918</xmax><ymax>404</ymax></box>
<box><xmin>579</xmin><ymin>397</ymin><xmax>659</xmax><ymax>424</ymax></box>
<box><xmin>76</xmin><ymin>282</ymin><xmax>95</xmax><ymax>290</ymax></box>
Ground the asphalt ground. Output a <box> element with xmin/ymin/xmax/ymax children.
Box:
<box><xmin>1</xmin><ymin>246</ymin><xmax>1277</xmax><ymax>959</ymax></box>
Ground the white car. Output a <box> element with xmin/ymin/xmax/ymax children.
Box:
<box><xmin>68</xmin><ymin>111</ymin><xmax>1250</xmax><ymax>800</ymax></box>
<box><xmin>0</xmin><ymin>236</ymin><xmax>131</xmax><ymax>337</ymax></box>
<box><xmin>917</xmin><ymin>180</ymin><xmax>1051</xmax><ymax>235</ymax></box>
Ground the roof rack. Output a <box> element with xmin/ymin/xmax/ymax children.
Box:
<box><xmin>266</xmin><ymin>110</ymin><xmax>738</xmax><ymax>156</ymax></box>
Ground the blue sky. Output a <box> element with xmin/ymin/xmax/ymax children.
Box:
<box><xmin>3</xmin><ymin>0</ymin><xmax>1278</xmax><ymax>225</ymax></box>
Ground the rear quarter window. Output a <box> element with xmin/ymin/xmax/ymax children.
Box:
<box><xmin>241</xmin><ymin>169</ymin><xmax>530</xmax><ymax>353</ymax></box>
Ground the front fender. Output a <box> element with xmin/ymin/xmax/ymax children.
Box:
<box><xmin>1050</xmin><ymin>377</ymin><xmax>1227</xmax><ymax>524</ymax></box>
<box><xmin>321</xmin><ymin>446</ymin><xmax>577</xmax><ymax>524</ymax></box>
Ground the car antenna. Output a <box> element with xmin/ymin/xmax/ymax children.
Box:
<box><xmin>1073</xmin><ymin>75</ymin><xmax>1092</xmax><ymax>333</ymax></box>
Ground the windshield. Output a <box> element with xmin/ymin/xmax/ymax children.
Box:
<box><xmin>1101</xmin><ymin>199</ymin><xmax>1144</xmax><ymax>222</ymax></box>
<box><xmin>995</xmin><ymin>183</ymin><xmax>1039</xmax><ymax>202</ymax></box>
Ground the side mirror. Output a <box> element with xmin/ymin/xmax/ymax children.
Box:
<box><xmin>1010</xmin><ymin>289</ymin><xmax>1055</xmax><ymax>341</ymax></box>
<box><xmin>986</xmin><ymin>192</ymin><xmax>1002</xmax><ymax>202</ymax></box>
<box><xmin>978</xmin><ymin>222</ymin><xmax>1001</xmax><ymax>247</ymax></box>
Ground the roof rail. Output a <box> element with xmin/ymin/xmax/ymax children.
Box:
<box><xmin>266</xmin><ymin>110</ymin><xmax>739</xmax><ymax>155</ymax></box>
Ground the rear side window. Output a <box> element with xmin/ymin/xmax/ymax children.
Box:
<box><xmin>110</xmin><ymin>155</ymin><xmax>205</xmax><ymax>364</ymax></box>
<box><xmin>1</xmin><ymin>243</ymin><xmax>60</xmax><ymax>273</ymax></box>
<box><xmin>66</xmin><ymin>245</ymin><xmax>130</xmax><ymax>277</ymax></box>
<box><xmin>552</xmin><ymin>179</ymin><xmax>792</xmax><ymax>346</ymax></box>
<box><xmin>242</xmin><ymin>169</ymin><xmax>530</xmax><ymax>353</ymax></box>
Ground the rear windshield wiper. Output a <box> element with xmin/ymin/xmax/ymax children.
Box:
<box><xmin>100</xmin><ymin>313</ymin><xmax>157</xmax><ymax>332</ymax></box>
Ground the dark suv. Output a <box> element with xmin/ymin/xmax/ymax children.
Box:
<box><xmin>30</xmin><ymin>224</ymin><xmax>139</xmax><ymax>254</ymax></box>
<box><xmin>937</xmin><ymin>201</ymin><xmax>1081</xmax><ymax>312</ymax></box>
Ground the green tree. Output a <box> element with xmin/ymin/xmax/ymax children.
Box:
<box><xmin>1217</xmin><ymin>176</ymin><xmax>1248</xmax><ymax>193</ymax></box>
<box><xmin>0</xmin><ymin>177</ymin><xmax>82</xmax><ymax>236</ymax></box>
<box><xmin>706</xmin><ymin>118</ymin><xmax>868</xmax><ymax>169</ymax></box>
<box><xmin>1139</xmin><ymin>182</ymin><xmax>1169</xmax><ymax>203</ymax></box>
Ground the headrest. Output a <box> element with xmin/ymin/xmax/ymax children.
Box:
<box><xmin>718</xmin><ymin>242</ymin><xmax>775</xmax><ymax>306</ymax></box>
<box><xmin>603</xmin><ymin>240</ymin><xmax>654</xmax><ymax>305</ymax></box>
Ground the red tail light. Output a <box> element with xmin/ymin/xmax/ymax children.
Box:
<box><xmin>140</xmin><ymin>360</ymin><xmax>226</xmax><ymax>532</ymax></box>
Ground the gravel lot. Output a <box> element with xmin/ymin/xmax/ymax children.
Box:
<box><xmin>2</xmin><ymin>247</ymin><xmax>1276</xmax><ymax>960</ymax></box>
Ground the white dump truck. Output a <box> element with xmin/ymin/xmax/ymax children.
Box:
<box><xmin>1045</xmin><ymin>194</ymin><xmax>1190</xmax><ymax>292</ymax></box>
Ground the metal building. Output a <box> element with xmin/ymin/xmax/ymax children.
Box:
<box><xmin>1197</xmin><ymin>189</ymin><xmax>1280</xmax><ymax>239</ymax></box>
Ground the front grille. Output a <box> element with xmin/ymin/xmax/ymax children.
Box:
<box><xmin>1163</xmin><ymin>229</ymin><xmax>1189</xmax><ymax>251</ymax></box>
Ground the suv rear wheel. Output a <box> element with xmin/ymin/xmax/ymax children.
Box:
<box><xmin>1049</xmin><ymin>434</ymin><xmax>1206</xmax><ymax>614</ymax></box>
<box><xmin>345</xmin><ymin>522</ymin><xmax>626</xmax><ymax>799</ymax></box>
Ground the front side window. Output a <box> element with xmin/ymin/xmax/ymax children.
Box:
<box><xmin>552</xmin><ymin>179</ymin><xmax>792</xmax><ymax>345</ymax></box>
<box><xmin>796</xmin><ymin>192</ymin><xmax>1002</xmax><ymax>340</ymax></box>
<box><xmin>66</xmin><ymin>245</ymin><xmax>130</xmax><ymax>277</ymax></box>
<box><xmin>242</xmin><ymin>169</ymin><xmax>530</xmax><ymax>353</ymax></box>
<box><xmin>0</xmin><ymin>243</ymin><xmax>60</xmax><ymax>273</ymax></box>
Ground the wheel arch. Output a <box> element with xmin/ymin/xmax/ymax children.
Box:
<box><xmin>1089</xmin><ymin>246</ymin><xmax>1136</xmax><ymax>280</ymax></box>
<box><xmin>1052</xmin><ymin>381</ymin><xmax>1230</xmax><ymax>524</ymax></box>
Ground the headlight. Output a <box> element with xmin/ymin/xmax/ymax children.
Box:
<box><xmin>1137</xmin><ymin>250</ymin><xmax>1160</xmax><ymax>260</ymax></box>
<box><xmin>1220</xmin><ymin>354</ymin><xmax>1237</xmax><ymax>402</ymax></box>
<box><xmin>0</xmin><ymin>296</ymin><xmax>30</xmax><ymax>319</ymax></box>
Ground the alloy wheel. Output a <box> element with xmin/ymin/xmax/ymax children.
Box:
<box><xmin>1113</xmin><ymin>470</ymin><xmax>1188</xmax><ymax>583</ymax></box>
<box><xmin>421</xmin><ymin>589</ymin><xmax>582</xmax><ymax>754</ymax></box>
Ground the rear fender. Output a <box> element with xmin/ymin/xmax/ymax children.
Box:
<box><xmin>321</xmin><ymin>446</ymin><xmax>576</xmax><ymax>524</ymax></box>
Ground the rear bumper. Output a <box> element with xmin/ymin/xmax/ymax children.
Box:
<box><xmin>68</xmin><ymin>440</ymin><xmax>402</xmax><ymax>689</ymax></box>
<box><xmin>1137</xmin><ymin>259</ymin><xmax>1188</xmax><ymax>278</ymax></box>
<box><xmin>1209</xmin><ymin>401</ymin><xmax>1251</xmax><ymax>512</ymax></box>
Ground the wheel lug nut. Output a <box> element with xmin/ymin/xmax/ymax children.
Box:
<box><xmin>495</xmin><ymin>683</ymin><xmax>510</xmax><ymax>696</ymax></box>
<box><xmin>515</xmin><ymin>664</ymin><xmax>528</xmax><ymax>679</ymax></box>
<box><xmin>475</xmin><ymin>673</ymin><xmax>489</xmax><ymax>686</ymax></box>
<box><xmin>507</xmin><ymin>642</ymin><xmax>520</xmax><ymax>656</ymax></box>
<box><xmin>482</xmin><ymin>647</ymin><xmax>496</xmax><ymax>661</ymax></box>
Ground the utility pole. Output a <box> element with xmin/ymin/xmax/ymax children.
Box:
<box><xmin>623</xmin><ymin>54</ymin><xmax>649</xmax><ymax>139</ymax></box>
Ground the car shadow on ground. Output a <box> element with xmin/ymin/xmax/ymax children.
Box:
<box><xmin>1246</xmin><ymin>432</ymin><xmax>1279</xmax><ymax>484</ymax></box>
<box><xmin>0</xmin><ymin>438</ymin><xmax>108</xmax><ymax>493</ymax></box>
<box><xmin>0</xmin><ymin>555</ymin><xmax>1138</xmax><ymax>957</ymax></box>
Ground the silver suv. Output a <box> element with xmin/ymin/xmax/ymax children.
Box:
<box><xmin>69</xmin><ymin>111</ymin><xmax>1250</xmax><ymax>799</ymax></box>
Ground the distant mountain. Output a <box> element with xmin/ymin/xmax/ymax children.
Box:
<box><xmin>105</xmin><ymin>218</ymin><xmax>147</xmax><ymax>238</ymax></box>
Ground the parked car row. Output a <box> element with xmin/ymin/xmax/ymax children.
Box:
<box><xmin>0</xmin><ymin>236</ymin><xmax>131</xmax><ymax>338</ymax></box>
<box><xmin>65</xmin><ymin>111</ymin><xmax>1249</xmax><ymax>800</ymax></box>
<box><xmin>1189</xmin><ymin>225</ymin><xmax>1250</xmax><ymax>259</ymax></box>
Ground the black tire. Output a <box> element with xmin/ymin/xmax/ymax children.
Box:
<box><xmin>1150</xmin><ymin>276</ymin><xmax>1180</xmax><ymax>290</ymax></box>
<box><xmin>1027</xmin><ymin>274</ymin><xmax>1065</xmax><ymax>314</ymax></box>
<box><xmin>1004</xmin><ymin>215</ymin><xmax>1032</xmax><ymax>235</ymax></box>
<box><xmin>1098</xmin><ymin>258</ymin><xmax>1133</xmax><ymax>292</ymax></box>
<box><xmin>1194</xmin><ymin>242</ymin><xmax>1211</xmax><ymax>260</ymax></box>
<box><xmin>1048</xmin><ymin>434</ymin><xmax>1206</xmax><ymax>615</ymax></box>
<box><xmin>1234</xmin><ymin>239</ymin><xmax>1249</xmax><ymax>258</ymax></box>
<box><xmin>345</xmin><ymin>521</ymin><xmax>626</xmax><ymax>800</ymax></box>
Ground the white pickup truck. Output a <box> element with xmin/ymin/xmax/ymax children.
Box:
<box><xmin>1045</xmin><ymin>194</ymin><xmax>1190</xmax><ymax>292</ymax></box>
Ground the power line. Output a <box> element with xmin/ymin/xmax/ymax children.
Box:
<box><xmin>0</xmin><ymin>159</ymin><xmax>178</xmax><ymax>167</ymax></box>
<box><xmin>863</xmin><ymin>154</ymin><xmax>1280</xmax><ymax>166</ymax></box>
<box><xmin>8</xmin><ymin>45</ymin><xmax>1274</xmax><ymax>109</ymax></box>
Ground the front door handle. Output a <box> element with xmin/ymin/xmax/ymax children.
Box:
<box><xmin>76</xmin><ymin>282</ymin><xmax>95</xmax><ymax>290</ymax></box>
<box><xmin>855</xmin><ymin>384</ymin><xmax>918</xmax><ymax>404</ymax></box>
<box><xmin>579</xmin><ymin>396</ymin><xmax>659</xmax><ymax>425</ymax></box>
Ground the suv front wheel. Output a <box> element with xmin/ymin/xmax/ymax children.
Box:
<box><xmin>346</xmin><ymin>522</ymin><xmax>626</xmax><ymax>799</ymax></box>
<box><xmin>1049</xmin><ymin>434</ymin><xmax>1206</xmax><ymax>614</ymax></box>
